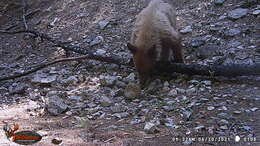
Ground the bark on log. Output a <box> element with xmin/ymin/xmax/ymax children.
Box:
<box><xmin>156</xmin><ymin>62</ymin><xmax>260</xmax><ymax>77</ymax></box>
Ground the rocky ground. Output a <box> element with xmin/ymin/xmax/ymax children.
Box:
<box><xmin>0</xmin><ymin>0</ymin><xmax>260</xmax><ymax>145</ymax></box>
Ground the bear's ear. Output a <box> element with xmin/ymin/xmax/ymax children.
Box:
<box><xmin>127</xmin><ymin>43</ymin><xmax>137</xmax><ymax>54</ymax></box>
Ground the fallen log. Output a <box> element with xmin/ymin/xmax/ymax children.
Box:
<box><xmin>1</xmin><ymin>29</ymin><xmax>260</xmax><ymax>82</ymax></box>
<box><xmin>156</xmin><ymin>62</ymin><xmax>260</xmax><ymax>77</ymax></box>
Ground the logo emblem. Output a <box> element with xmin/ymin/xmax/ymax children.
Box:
<box><xmin>3</xmin><ymin>123</ymin><xmax>42</xmax><ymax>145</ymax></box>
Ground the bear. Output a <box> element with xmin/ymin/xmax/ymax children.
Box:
<box><xmin>127</xmin><ymin>0</ymin><xmax>183</xmax><ymax>86</ymax></box>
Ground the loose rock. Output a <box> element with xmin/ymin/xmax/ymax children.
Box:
<box><xmin>113</xmin><ymin>112</ymin><xmax>129</xmax><ymax>119</ymax></box>
<box><xmin>219</xmin><ymin>119</ymin><xmax>229</xmax><ymax>125</ymax></box>
<box><xmin>168</xmin><ymin>89</ymin><xmax>178</xmax><ymax>97</ymax></box>
<box><xmin>130</xmin><ymin>118</ymin><xmax>142</xmax><ymax>125</ymax></box>
<box><xmin>218</xmin><ymin>112</ymin><xmax>231</xmax><ymax>119</ymax></box>
<box><xmin>207</xmin><ymin>106</ymin><xmax>215</xmax><ymax>111</ymax></box>
<box><xmin>125</xmin><ymin>73</ymin><xmax>136</xmax><ymax>82</ymax></box>
<box><xmin>100</xmin><ymin>75</ymin><xmax>117</xmax><ymax>87</ymax></box>
<box><xmin>250</xmin><ymin>107</ymin><xmax>258</xmax><ymax>112</ymax></box>
<box><xmin>233</xmin><ymin>110</ymin><xmax>242</xmax><ymax>114</ymax></box>
<box><xmin>227</xmin><ymin>40</ymin><xmax>241</xmax><ymax>48</ymax></box>
<box><xmin>202</xmin><ymin>80</ymin><xmax>212</xmax><ymax>86</ymax></box>
<box><xmin>252</xmin><ymin>10</ymin><xmax>260</xmax><ymax>16</ymax></box>
<box><xmin>90</xmin><ymin>36</ymin><xmax>104</xmax><ymax>46</ymax></box>
<box><xmin>228</xmin><ymin>8</ymin><xmax>248</xmax><ymax>20</ymax></box>
<box><xmin>96</xmin><ymin>49</ymin><xmax>106</xmax><ymax>55</ymax></box>
<box><xmin>98</xmin><ymin>19</ymin><xmax>110</xmax><ymax>29</ymax></box>
<box><xmin>176</xmin><ymin>88</ymin><xmax>186</xmax><ymax>94</ymax></box>
<box><xmin>194</xmin><ymin>125</ymin><xmax>205</xmax><ymax>131</ymax></box>
<box><xmin>183</xmin><ymin>140</ymin><xmax>193</xmax><ymax>145</ymax></box>
<box><xmin>8</xmin><ymin>83</ymin><xmax>27</xmax><ymax>95</ymax></box>
<box><xmin>214</xmin><ymin>0</ymin><xmax>225</xmax><ymax>5</ymax></box>
<box><xmin>196</xmin><ymin>45</ymin><xmax>219</xmax><ymax>59</ymax></box>
<box><xmin>46</xmin><ymin>95</ymin><xmax>69</xmax><ymax>116</ymax></box>
<box><xmin>61</xmin><ymin>76</ymin><xmax>79</xmax><ymax>86</ymax></box>
<box><xmin>115</xmin><ymin>80</ymin><xmax>127</xmax><ymax>88</ymax></box>
<box><xmin>124</xmin><ymin>83</ymin><xmax>141</xmax><ymax>99</ymax></box>
<box><xmin>68</xmin><ymin>95</ymin><xmax>82</xmax><ymax>102</ymax></box>
<box><xmin>242</xmin><ymin>125</ymin><xmax>252</xmax><ymax>131</ymax></box>
<box><xmin>110</xmin><ymin>104</ymin><xmax>127</xmax><ymax>113</ymax></box>
<box><xmin>163</xmin><ymin>118</ymin><xmax>175</xmax><ymax>128</ymax></box>
<box><xmin>186</xmin><ymin>88</ymin><xmax>196</xmax><ymax>95</ymax></box>
<box><xmin>182</xmin><ymin>110</ymin><xmax>192</xmax><ymax>119</ymax></box>
<box><xmin>162</xmin><ymin>106</ymin><xmax>175</xmax><ymax>112</ymax></box>
<box><xmin>99</xmin><ymin>96</ymin><xmax>113</xmax><ymax>107</ymax></box>
<box><xmin>180</xmin><ymin>26</ymin><xmax>192</xmax><ymax>34</ymax></box>
<box><xmin>32</xmin><ymin>72</ymin><xmax>57</xmax><ymax>85</ymax></box>
<box><xmin>0</xmin><ymin>87</ymin><xmax>8</xmax><ymax>94</ymax></box>
<box><xmin>144</xmin><ymin>122</ymin><xmax>159</xmax><ymax>134</ymax></box>
<box><xmin>220</xmin><ymin>125</ymin><xmax>228</xmax><ymax>130</ymax></box>
<box><xmin>190</xmin><ymin>37</ymin><xmax>206</xmax><ymax>48</ymax></box>
<box><xmin>224</xmin><ymin>28</ymin><xmax>241</xmax><ymax>37</ymax></box>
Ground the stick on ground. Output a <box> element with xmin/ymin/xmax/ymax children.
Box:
<box><xmin>21</xmin><ymin>0</ymin><xmax>28</xmax><ymax>30</ymax></box>
<box><xmin>0</xmin><ymin>55</ymin><xmax>90</xmax><ymax>81</ymax></box>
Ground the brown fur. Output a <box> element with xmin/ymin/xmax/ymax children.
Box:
<box><xmin>127</xmin><ymin>0</ymin><xmax>183</xmax><ymax>85</ymax></box>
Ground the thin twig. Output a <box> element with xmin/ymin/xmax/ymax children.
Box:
<box><xmin>2</xmin><ymin>8</ymin><xmax>40</xmax><ymax>31</ymax></box>
<box><xmin>4</xmin><ymin>24</ymin><xmax>19</xmax><ymax>31</ymax></box>
<box><xmin>25</xmin><ymin>8</ymin><xmax>40</xmax><ymax>18</ymax></box>
<box><xmin>21</xmin><ymin>0</ymin><xmax>28</xmax><ymax>30</ymax></box>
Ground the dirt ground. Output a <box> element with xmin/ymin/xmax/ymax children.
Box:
<box><xmin>0</xmin><ymin>0</ymin><xmax>260</xmax><ymax>145</ymax></box>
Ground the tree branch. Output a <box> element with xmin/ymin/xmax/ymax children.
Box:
<box><xmin>0</xmin><ymin>29</ymin><xmax>131</xmax><ymax>65</ymax></box>
<box><xmin>0</xmin><ymin>55</ymin><xmax>127</xmax><ymax>81</ymax></box>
